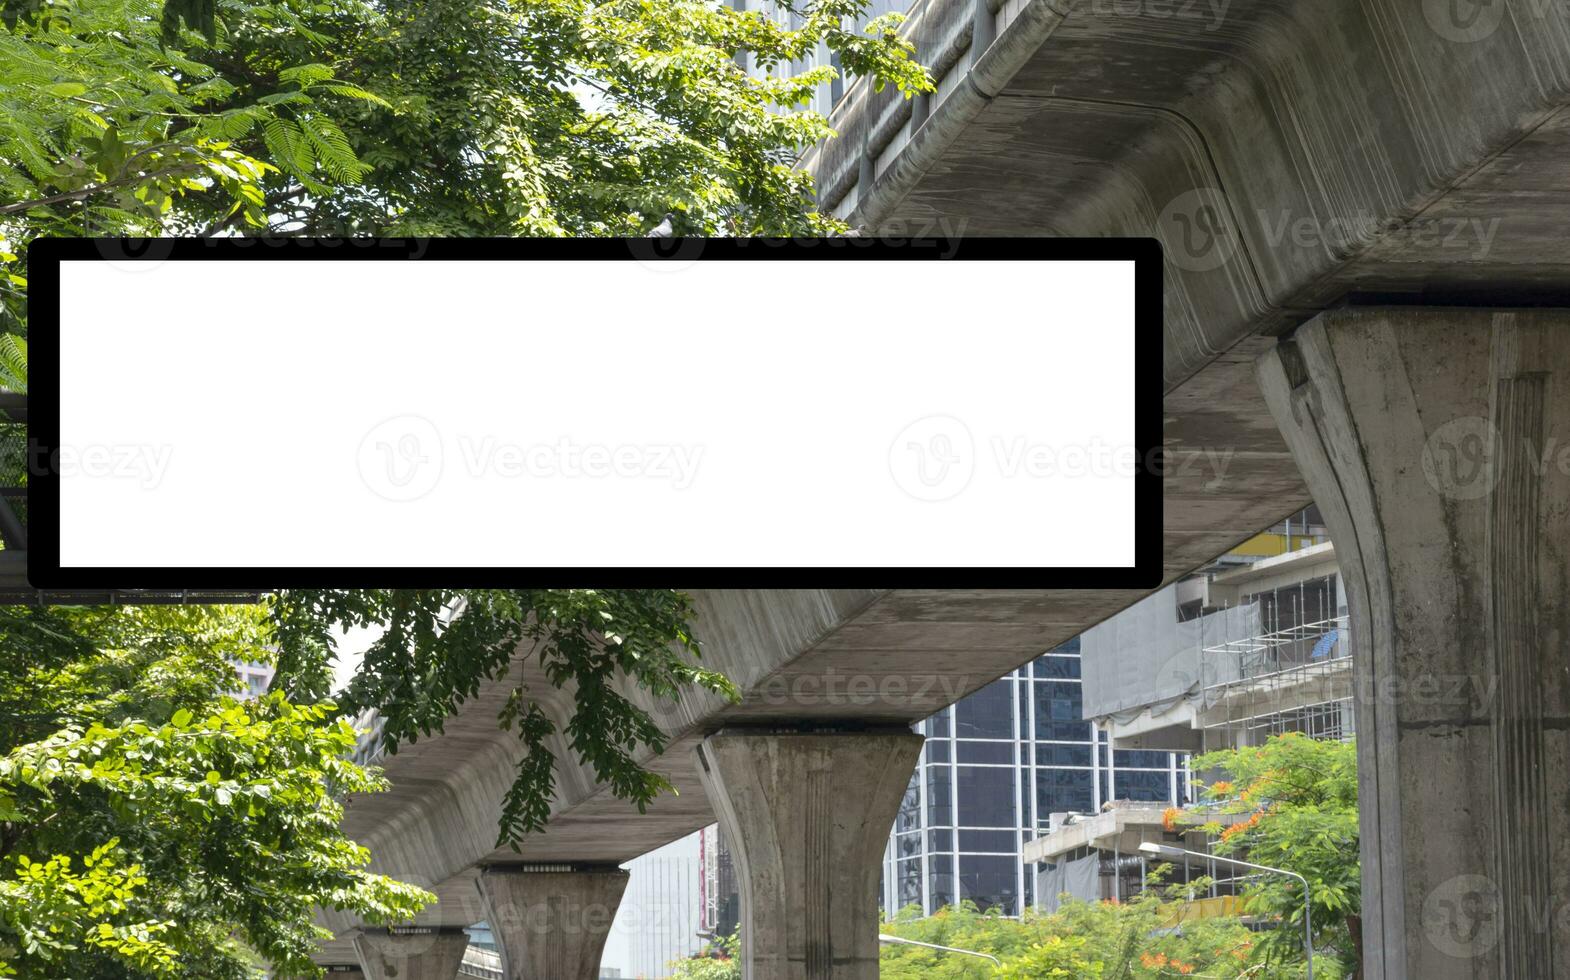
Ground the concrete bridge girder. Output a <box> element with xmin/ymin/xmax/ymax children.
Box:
<box><xmin>813</xmin><ymin>0</ymin><xmax>1570</xmax><ymax>384</ymax></box>
<box><xmin>315</xmin><ymin>588</ymin><xmax>1209</xmax><ymax>966</ymax></box>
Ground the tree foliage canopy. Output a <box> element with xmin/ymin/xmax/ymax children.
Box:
<box><xmin>0</xmin><ymin>605</ymin><xmax>431</xmax><ymax>979</ymax></box>
<box><xmin>1185</xmin><ymin>732</ymin><xmax>1361</xmax><ymax>977</ymax></box>
<box><xmin>0</xmin><ymin>0</ymin><xmax>931</xmax><ymax>305</ymax></box>
<box><xmin>0</xmin><ymin>585</ymin><xmax>740</xmax><ymax>976</ymax></box>
<box><xmin>267</xmin><ymin>589</ymin><xmax>737</xmax><ymax>848</ymax></box>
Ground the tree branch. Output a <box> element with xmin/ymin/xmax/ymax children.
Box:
<box><xmin>0</xmin><ymin>165</ymin><xmax>202</xmax><ymax>216</ymax></box>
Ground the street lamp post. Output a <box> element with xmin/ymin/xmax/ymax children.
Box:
<box><xmin>1138</xmin><ymin>841</ymin><xmax>1314</xmax><ymax>980</ymax></box>
<box><xmin>877</xmin><ymin>934</ymin><xmax>1002</xmax><ymax>965</ymax></box>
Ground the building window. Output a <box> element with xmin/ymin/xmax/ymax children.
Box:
<box><xmin>1036</xmin><ymin>768</ymin><xmax>1094</xmax><ymax>816</ymax></box>
<box><xmin>954</xmin><ymin>682</ymin><xmax>1014</xmax><ymax>738</ymax></box>
<box><xmin>956</xmin><ymin>741</ymin><xmax>1014</xmax><ymax>765</ymax></box>
<box><xmin>1033</xmin><ymin>654</ymin><xmax>1082</xmax><ymax>679</ymax></box>
<box><xmin>884</xmin><ymin>636</ymin><xmax>1183</xmax><ymax>920</ymax></box>
<box><xmin>925</xmin><ymin>766</ymin><xmax>951</xmax><ymax>828</ymax></box>
<box><xmin>956</xmin><ymin>767</ymin><xmax>1016</xmax><ymax>828</ymax></box>
<box><xmin>957</xmin><ymin>856</ymin><xmax>1020</xmax><ymax>915</ymax></box>
<box><xmin>1113</xmin><ymin>770</ymin><xmax>1175</xmax><ymax>801</ymax></box>
<box><xmin>897</xmin><ymin>859</ymin><xmax>921</xmax><ymax>908</ymax></box>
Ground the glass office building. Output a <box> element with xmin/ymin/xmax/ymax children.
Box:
<box><xmin>882</xmin><ymin>637</ymin><xmax>1189</xmax><ymax>917</ymax></box>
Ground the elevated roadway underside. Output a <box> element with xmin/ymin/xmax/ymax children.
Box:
<box><xmin>318</xmin><ymin>0</ymin><xmax>1570</xmax><ymax>961</ymax></box>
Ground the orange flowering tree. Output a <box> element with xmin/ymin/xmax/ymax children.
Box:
<box><xmin>1186</xmin><ymin>733</ymin><xmax>1361</xmax><ymax>978</ymax></box>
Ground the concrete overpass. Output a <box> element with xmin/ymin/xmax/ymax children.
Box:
<box><xmin>316</xmin><ymin>588</ymin><xmax>1171</xmax><ymax>975</ymax></box>
<box><xmin>798</xmin><ymin>0</ymin><xmax>1570</xmax><ymax>975</ymax></box>
<box><xmin>320</xmin><ymin>0</ymin><xmax>1570</xmax><ymax>977</ymax></box>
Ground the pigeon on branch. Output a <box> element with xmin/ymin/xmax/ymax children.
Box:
<box><xmin>647</xmin><ymin>212</ymin><xmax>676</xmax><ymax>238</ymax></box>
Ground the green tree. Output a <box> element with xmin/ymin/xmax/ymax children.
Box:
<box><xmin>1186</xmin><ymin>733</ymin><xmax>1361</xmax><ymax>978</ymax></box>
<box><xmin>265</xmin><ymin>589</ymin><xmax>739</xmax><ymax>848</ymax></box>
<box><xmin>0</xmin><ymin>0</ymin><xmax>933</xmax><ymax>332</ymax></box>
<box><xmin>879</xmin><ymin>903</ymin><xmax>1035</xmax><ymax>979</ymax></box>
<box><xmin>216</xmin><ymin>0</ymin><xmax>930</xmax><ymax>237</ymax></box>
<box><xmin>0</xmin><ymin>0</ymin><xmax>384</xmax><ymax>242</ymax></box>
<box><xmin>0</xmin><ymin>604</ymin><xmax>431</xmax><ymax>979</ymax></box>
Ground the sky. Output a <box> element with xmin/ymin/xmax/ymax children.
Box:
<box><xmin>330</xmin><ymin>624</ymin><xmax>380</xmax><ymax>692</ymax></box>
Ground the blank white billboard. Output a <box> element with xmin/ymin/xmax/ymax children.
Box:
<box><xmin>30</xmin><ymin>238</ymin><xmax>1158</xmax><ymax>586</ymax></box>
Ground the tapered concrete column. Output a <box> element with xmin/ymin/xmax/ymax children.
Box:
<box><xmin>695</xmin><ymin>728</ymin><xmax>924</xmax><ymax>980</ymax></box>
<box><xmin>1257</xmin><ymin>309</ymin><xmax>1570</xmax><ymax>979</ymax></box>
<box><xmin>352</xmin><ymin>927</ymin><xmax>469</xmax><ymax>980</ymax></box>
<box><xmin>475</xmin><ymin>865</ymin><xmax>628</xmax><ymax>980</ymax></box>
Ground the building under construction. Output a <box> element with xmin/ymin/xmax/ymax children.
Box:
<box><xmin>1023</xmin><ymin>511</ymin><xmax>1352</xmax><ymax>909</ymax></box>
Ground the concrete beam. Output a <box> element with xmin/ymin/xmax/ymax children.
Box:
<box><xmin>695</xmin><ymin>729</ymin><xmax>924</xmax><ymax>980</ymax></box>
<box><xmin>475</xmin><ymin>867</ymin><xmax>628</xmax><ymax>980</ymax></box>
<box><xmin>811</xmin><ymin>0</ymin><xmax>1570</xmax><ymax>386</ymax></box>
<box><xmin>1257</xmin><ymin>308</ymin><xmax>1570</xmax><ymax>979</ymax></box>
<box><xmin>352</xmin><ymin>928</ymin><xmax>470</xmax><ymax>980</ymax></box>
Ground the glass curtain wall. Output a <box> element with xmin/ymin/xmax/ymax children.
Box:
<box><xmin>884</xmin><ymin>638</ymin><xmax>1189</xmax><ymax>917</ymax></box>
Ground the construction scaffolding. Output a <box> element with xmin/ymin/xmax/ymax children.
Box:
<box><xmin>1196</xmin><ymin>614</ymin><xmax>1354</xmax><ymax>753</ymax></box>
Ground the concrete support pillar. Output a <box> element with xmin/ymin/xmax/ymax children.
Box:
<box><xmin>1257</xmin><ymin>308</ymin><xmax>1570</xmax><ymax>979</ymax></box>
<box><xmin>352</xmin><ymin>927</ymin><xmax>469</xmax><ymax>980</ymax></box>
<box><xmin>695</xmin><ymin>728</ymin><xmax>924</xmax><ymax>980</ymax></box>
<box><xmin>475</xmin><ymin>865</ymin><xmax>628</xmax><ymax>980</ymax></box>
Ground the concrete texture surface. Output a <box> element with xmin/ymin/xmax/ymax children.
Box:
<box><xmin>799</xmin><ymin>0</ymin><xmax>1570</xmax><ymax>670</ymax></box>
<box><xmin>475</xmin><ymin>868</ymin><xmax>629</xmax><ymax>980</ymax></box>
<box><xmin>1258</xmin><ymin>308</ymin><xmax>1570</xmax><ymax>979</ymax></box>
<box><xmin>695</xmin><ymin>730</ymin><xmax>926</xmax><ymax>980</ymax></box>
<box><xmin>811</xmin><ymin>0</ymin><xmax>1570</xmax><ymax>387</ymax></box>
